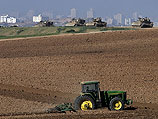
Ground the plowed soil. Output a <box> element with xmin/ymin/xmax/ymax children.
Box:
<box><xmin>0</xmin><ymin>29</ymin><xmax>158</xmax><ymax>119</ymax></box>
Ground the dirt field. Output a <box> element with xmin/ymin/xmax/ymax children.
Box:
<box><xmin>0</xmin><ymin>29</ymin><xmax>158</xmax><ymax>119</ymax></box>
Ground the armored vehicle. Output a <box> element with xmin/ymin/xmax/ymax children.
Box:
<box><xmin>65</xmin><ymin>18</ymin><xmax>85</xmax><ymax>26</ymax></box>
<box><xmin>86</xmin><ymin>18</ymin><xmax>107</xmax><ymax>27</ymax></box>
<box><xmin>74</xmin><ymin>81</ymin><xmax>132</xmax><ymax>111</ymax></box>
<box><xmin>34</xmin><ymin>21</ymin><xmax>54</xmax><ymax>27</ymax></box>
<box><xmin>132</xmin><ymin>17</ymin><xmax>153</xmax><ymax>28</ymax></box>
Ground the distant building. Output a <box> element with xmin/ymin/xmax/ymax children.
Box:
<box><xmin>70</xmin><ymin>8</ymin><xmax>76</xmax><ymax>18</ymax></box>
<box><xmin>114</xmin><ymin>13</ymin><xmax>122</xmax><ymax>25</ymax></box>
<box><xmin>87</xmin><ymin>8</ymin><xmax>94</xmax><ymax>18</ymax></box>
<box><xmin>133</xmin><ymin>12</ymin><xmax>138</xmax><ymax>21</ymax></box>
<box><xmin>33</xmin><ymin>14</ymin><xmax>49</xmax><ymax>23</ymax></box>
<box><xmin>125</xmin><ymin>18</ymin><xmax>131</xmax><ymax>26</ymax></box>
<box><xmin>7</xmin><ymin>17</ymin><xmax>17</xmax><ymax>23</ymax></box>
<box><xmin>0</xmin><ymin>15</ymin><xmax>8</xmax><ymax>23</ymax></box>
<box><xmin>33</xmin><ymin>14</ymin><xmax>42</xmax><ymax>22</ymax></box>
<box><xmin>106</xmin><ymin>18</ymin><xmax>113</xmax><ymax>25</ymax></box>
<box><xmin>0</xmin><ymin>15</ymin><xmax>16</xmax><ymax>23</ymax></box>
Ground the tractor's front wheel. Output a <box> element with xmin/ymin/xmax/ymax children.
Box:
<box><xmin>109</xmin><ymin>97</ymin><xmax>124</xmax><ymax>111</ymax></box>
<box><xmin>74</xmin><ymin>95</ymin><xmax>96</xmax><ymax>110</ymax></box>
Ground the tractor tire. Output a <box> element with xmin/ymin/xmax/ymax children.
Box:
<box><xmin>74</xmin><ymin>95</ymin><xmax>96</xmax><ymax>110</ymax></box>
<box><xmin>109</xmin><ymin>97</ymin><xmax>124</xmax><ymax>111</ymax></box>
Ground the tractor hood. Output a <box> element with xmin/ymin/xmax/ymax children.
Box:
<box><xmin>107</xmin><ymin>90</ymin><xmax>126</xmax><ymax>94</ymax></box>
<box><xmin>81</xmin><ymin>81</ymin><xmax>99</xmax><ymax>85</ymax></box>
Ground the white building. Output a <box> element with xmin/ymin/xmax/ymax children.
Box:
<box><xmin>33</xmin><ymin>14</ymin><xmax>49</xmax><ymax>22</ymax></box>
<box><xmin>0</xmin><ymin>15</ymin><xmax>16</xmax><ymax>23</ymax></box>
<box><xmin>7</xmin><ymin>17</ymin><xmax>16</xmax><ymax>23</ymax></box>
<box><xmin>0</xmin><ymin>15</ymin><xmax>8</xmax><ymax>23</ymax></box>
<box><xmin>33</xmin><ymin>14</ymin><xmax>42</xmax><ymax>22</ymax></box>
<box><xmin>70</xmin><ymin>8</ymin><xmax>76</xmax><ymax>18</ymax></box>
<box><xmin>87</xmin><ymin>8</ymin><xmax>94</xmax><ymax>18</ymax></box>
<box><xmin>125</xmin><ymin>18</ymin><xmax>131</xmax><ymax>26</ymax></box>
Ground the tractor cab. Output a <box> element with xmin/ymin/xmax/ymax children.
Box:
<box><xmin>81</xmin><ymin>81</ymin><xmax>100</xmax><ymax>93</ymax></box>
<box><xmin>80</xmin><ymin>81</ymin><xmax>101</xmax><ymax>103</ymax></box>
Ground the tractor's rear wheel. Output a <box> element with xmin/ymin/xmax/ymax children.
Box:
<box><xmin>109</xmin><ymin>97</ymin><xmax>124</xmax><ymax>111</ymax></box>
<box><xmin>74</xmin><ymin>95</ymin><xmax>96</xmax><ymax>110</ymax></box>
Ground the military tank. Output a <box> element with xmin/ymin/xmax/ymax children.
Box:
<box><xmin>86</xmin><ymin>18</ymin><xmax>107</xmax><ymax>27</ymax></box>
<box><xmin>34</xmin><ymin>21</ymin><xmax>54</xmax><ymax>27</ymax></box>
<box><xmin>132</xmin><ymin>17</ymin><xmax>153</xmax><ymax>28</ymax></box>
<box><xmin>65</xmin><ymin>18</ymin><xmax>85</xmax><ymax>26</ymax></box>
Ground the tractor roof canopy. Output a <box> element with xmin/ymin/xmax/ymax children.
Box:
<box><xmin>81</xmin><ymin>81</ymin><xmax>99</xmax><ymax>85</ymax></box>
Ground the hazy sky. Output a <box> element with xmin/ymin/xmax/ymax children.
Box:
<box><xmin>0</xmin><ymin>0</ymin><xmax>158</xmax><ymax>19</ymax></box>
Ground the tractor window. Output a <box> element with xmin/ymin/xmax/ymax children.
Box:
<box><xmin>82</xmin><ymin>84</ymin><xmax>98</xmax><ymax>93</ymax></box>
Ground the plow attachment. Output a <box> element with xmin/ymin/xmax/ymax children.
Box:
<box><xmin>46</xmin><ymin>103</ymin><xmax>76</xmax><ymax>113</ymax></box>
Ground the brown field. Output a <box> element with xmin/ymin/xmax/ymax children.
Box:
<box><xmin>0</xmin><ymin>29</ymin><xmax>158</xmax><ymax>119</ymax></box>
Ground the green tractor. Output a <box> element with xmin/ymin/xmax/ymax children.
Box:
<box><xmin>74</xmin><ymin>81</ymin><xmax>132</xmax><ymax>111</ymax></box>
